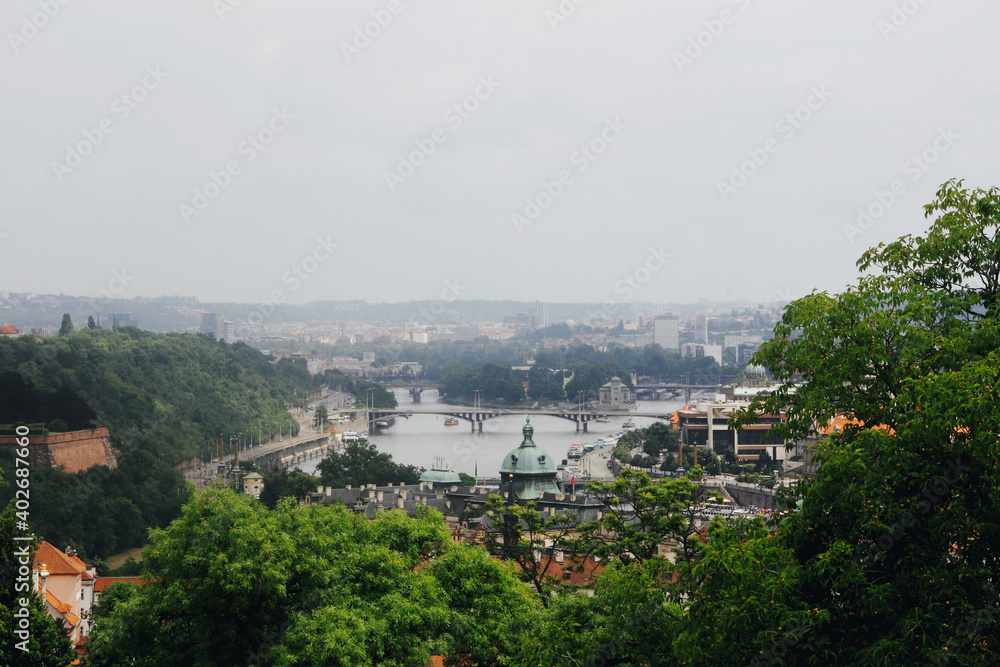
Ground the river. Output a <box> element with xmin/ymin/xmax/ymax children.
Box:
<box><xmin>297</xmin><ymin>388</ymin><xmax>692</xmax><ymax>479</ymax></box>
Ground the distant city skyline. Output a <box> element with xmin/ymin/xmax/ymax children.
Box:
<box><xmin>2</xmin><ymin>2</ymin><xmax>997</xmax><ymax>306</ymax></box>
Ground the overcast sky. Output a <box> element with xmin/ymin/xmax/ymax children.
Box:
<box><xmin>1</xmin><ymin>1</ymin><xmax>997</xmax><ymax>308</ymax></box>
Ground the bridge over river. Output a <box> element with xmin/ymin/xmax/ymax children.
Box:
<box><xmin>357</xmin><ymin>408</ymin><xmax>676</xmax><ymax>433</ymax></box>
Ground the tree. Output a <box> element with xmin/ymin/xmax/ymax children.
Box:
<box><xmin>87</xmin><ymin>488</ymin><xmax>540</xmax><ymax>666</ymax></box>
<box><xmin>725</xmin><ymin>180</ymin><xmax>1000</xmax><ymax>663</ymax></box>
<box><xmin>574</xmin><ymin>469</ymin><xmax>704</xmax><ymax>565</ymax></box>
<box><xmin>428</xmin><ymin>544</ymin><xmax>542</xmax><ymax>666</ymax></box>
<box><xmin>258</xmin><ymin>467</ymin><xmax>320</xmax><ymax>509</ymax></box>
<box><xmin>87</xmin><ymin>315</ymin><xmax>97</xmax><ymax>329</ymax></box>
<box><xmin>313</xmin><ymin>404</ymin><xmax>328</xmax><ymax>431</ymax></box>
<box><xmin>58</xmin><ymin>313</ymin><xmax>73</xmax><ymax>336</ymax></box>
<box><xmin>482</xmin><ymin>495</ymin><xmax>577</xmax><ymax>607</ymax></box>
<box><xmin>316</xmin><ymin>441</ymin><xmax>421</xmax><ymax>488</ymax></box>
<box><xmin>640</xmin><ymin>421</ymin><xmax>680</xmax><ymax>457</ymax></box>
<box><xmin>514</xmin><ymin>559</ymin><xmax>685</xmax><ymax>667</ymax></box>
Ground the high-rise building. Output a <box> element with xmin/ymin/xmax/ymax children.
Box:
<box><xmin>200</xmin><ymin>312</ymin><xmax>223</xmax><ymax>338</ymax></box>
<box><xmin>653</xmin><ymin>314</ymin><xmax>679</xmax><ymax>350</ymax></box>
<box><xmin>534</xmin><ymin>301</ymin><xmax>549</xmax><ymax>329</ymax></box>
<box><xmin>111</xmin><ymin>313</ymin><xmax>137</xmax><ymax>330</ymax></box>
<box><xmin>222</xmin><ymin>321</ymin><xmax>236</xmax><ymax>344</ymax></box>
<box><xmin>695</xmin><ymin>313</ymin><xmax>708</xmax><ymax>343</ymax></box>
<box><xmin>682</xmin><ymin>342</ymin><xmax>723</xmax><ymax>365</ymax></box>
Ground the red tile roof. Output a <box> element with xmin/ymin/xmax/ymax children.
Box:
<box><xmin>93</xmin><ymin>577</ymin><xmax>144</xmax><ymax>592</ymax></box>
<box><xmin>45</xmin><ymin>590</ymin><xmax>72</xmax><ymax>614</ymax></box>
<box><xmin>34</xmin><ymin>541</ymin><xmax>88</xmax><ymax>576</ymax></box>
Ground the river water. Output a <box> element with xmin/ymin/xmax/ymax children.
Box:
<box><xmin>298</xmin><ymin>389</ymin><xmax>690</xmax><ymax>478</ymax></box>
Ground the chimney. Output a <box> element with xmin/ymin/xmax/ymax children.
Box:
<box><xmin>38</xmin><ymin>564</ymin><xmax>49</xmax><ymax>597</ymax></box>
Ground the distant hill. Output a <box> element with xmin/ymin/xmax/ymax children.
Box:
<box><xmin>0</xmin><ymin>292</ymin><xmax>787</xmax><ymax>333</ymax></box>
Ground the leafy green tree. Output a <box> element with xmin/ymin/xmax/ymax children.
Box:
<box><xmin>428</xmin><ymin>543</ymin><xmax>542</xmax><ymax>666</ymax></box>
<box><xmin>312</xmin><ymin>404</ymin><xmax>328</xmax><ymax>431</ymax></box>
<box><xmin>640</xmin><ymin>421</ymin><xmax>680</xmax><ymax>457</ymax></box>
<box><xmin>513</xmin><ymin>560</ymin><xmax>684</xmax><ymax>667</ymax></box>
<box><xmin>258</xmin><ymin>467</ymin><xmax>320</xmax><ymax>509</ymax></box>
<box><xmin>573</xmin><ymin>469</ymin><xmax>704</xmax><ymax>565</ymax></box>
<box><xmin>316</xmin><ymin>441</ymin><xmax>421</xmax><ymax>488</ymax></box>
<box><xmin>671</xmin><ymin>518</ymin><xmax>831</xmax><ymax>665</ymax></box>
<box><xmin>58</xmin><ymin>313</ymin><xmax>73</xmax><ymax>336</ymax></box>
<box><xmin>725</xmin><ymin>180</ymin><xmax>1000</xmax><ymax>663</ymax></box>
<box><xmin>87</xmin><ymin>315</ymin><xmax>97</xmax><ymax>329</ymax></box>
<box><xmin>87</xmin><ymin>487</ymin><xmax>541</xmax><ymax>666</ymax></box>
<box><xmin>483</xmin><ymin>495</ymin><xmax>577</xmax><ymax>607</ymax></box>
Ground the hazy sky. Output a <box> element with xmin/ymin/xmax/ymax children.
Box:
<box><xmin>2</xmin><ymin>1</ymin><xmax>997</xmax><ymax>308</ymax></box>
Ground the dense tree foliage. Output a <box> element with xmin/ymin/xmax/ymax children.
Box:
<box><xmin>319</xmin><ymin>369</ymin><xmax>397</xmax><ymax>408</ymax></box>
<box><xmin>0</xmin><ymin>329</ymin><xmax>314</xmax><ymax>463</ymax></box>
<box><xmin>315</xmin><ymin>441</ymin><xmax>421</xmax><ymax>488</ymax></box>
<box><xmin>0</xmin><ymin>449</ymin><xmax>189</xmax><ymax>560</ymax></box>
<box><xmin>86</xmin><ymin>488</ymin><xmax>541</xmax><ymax>666</ymax></box>
<box><xmin>483</xmin><ymin>496</ymin><xmax>579</xmax><ymax>607</ymax></box>
<box><xmin>719</xmin><ymin>180</ymin><xmax>1000</xmax><ymax>663</ymax></box>
<box><xmin>440</xmin><ymin>361</ymin><xmax>526</xmax><ymax>404</ymax></box>
<box><xmin>256</xmin><ymin>467</ymin><xmax>320</xmax><ymax>510</ymax></box>
<box><xmin>514</xmin><ymin>560</ymin><xmax>683</xmax><ymax>667</ymax></box>
<box><xmin>0</xmin><ymin>329</ymin><xmax>316</xmax><ymax>558</ymax></box>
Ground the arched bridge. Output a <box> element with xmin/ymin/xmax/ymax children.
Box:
<box><xmin>361</xmin><ymin>409</ymin><xmax>671</xmax><ymax>433</ymax></box>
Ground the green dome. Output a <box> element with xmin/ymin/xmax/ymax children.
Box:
<box><xmin>500</xmin><ymin>418</ymin><xmax>558</xmax><ymax>476</ymax></box>
<box><xmin>419</xmin><ymin>468</ymin><xmax>463</xmax><ymax>486</ymax></box>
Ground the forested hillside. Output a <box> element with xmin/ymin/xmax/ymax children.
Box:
<box><xmin>0</xmin><ymin>328</ymin><xmax>318</xmax><ymax>559</ymax></box>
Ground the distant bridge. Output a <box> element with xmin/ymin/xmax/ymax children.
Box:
<box><xmin>355</xmin><ymin>408</ymin><xmax>676</xmax><ymax>433</ymax></box>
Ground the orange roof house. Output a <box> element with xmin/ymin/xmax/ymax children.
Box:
<box><xmin>33</xmin><ymin>542</ymin><xmax>95</xmax><ymax>645</ymax></box>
